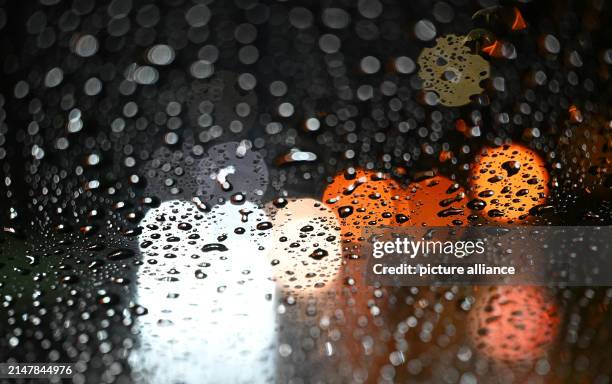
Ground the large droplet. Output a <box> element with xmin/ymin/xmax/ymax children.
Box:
<box><xmin>502</xmin><ymin>160</ymin><xmax>521</xmax><ymax>177</ymax></box>
<box><xmin>309</xmin><ymin>248</ymin><xmax>328</xmax><ymax>260</ymax></box>
<box><xmin>338</xmin><ymin>206</ymin><xmax>353</xmax><ymax>218</ymax></box>
<box><xmin>201</xmin><ymin>243</ymin><xmax>228</xmax><ymax>252</ymax></box>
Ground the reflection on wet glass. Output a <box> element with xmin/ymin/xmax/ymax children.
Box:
<box><xmin>0</xmin><ymin>0</ymin><xmax>611</xmax><ymax>382</ymax></box>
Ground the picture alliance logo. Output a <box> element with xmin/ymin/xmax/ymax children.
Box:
<box><xmin>372</xmin><ymin>238</ymin><xmax>486</xmax><ymax>259</ymax></box>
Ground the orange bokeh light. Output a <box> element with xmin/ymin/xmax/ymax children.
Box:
<box><xmin>396</xmin><ymin>175</ymin><xmax>470</xmax><ymax>227</ymax></box>
<box><xmin>482</xmin><ymin>40</ymin><xmax>504</xmax><ymax>58</ymax></box>
<box><xmin>511</xmin><ymin>7</ymin><xmax>527</xmax><ymax>31</ymax></box>
<box><xmin>322</xmin><ymin>168</ymin><xmax>400</xmax><ymax>240</ymax></box>
<box><xmin>468</xmin><ymin>286</ymin><xmax>560</xmax><ymax>364</ymax></box>
<box><xmin>469</xmin><ymin>144</ymin><xmax>549</xmax><ymax>223</ymax></box>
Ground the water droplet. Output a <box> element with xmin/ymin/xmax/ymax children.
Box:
<box><xmin>309</xmin><ymin>248</ymin><xmax>328</xmax><ymax>260</ymax></box>
<box><xmin>107</xmin><ymin>248</ymin><xmax>135</xmax><ymax>261</ymax></box>
<box><xmin>201</xmin><ymin>243</ymin><xmax>228</xmax><ymax>252</ymax></box>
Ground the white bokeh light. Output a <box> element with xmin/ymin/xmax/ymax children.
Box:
<box><xmin>129</xmin><ymin>199</ymin><xmax>277</xmax><ymax>383</ymax></box>
<box><xmin>265</xmin><ymin>198</ymin><xmax>343</xmax><ymax>295</ymax></box>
